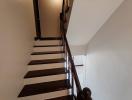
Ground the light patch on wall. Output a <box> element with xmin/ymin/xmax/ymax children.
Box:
<box><xmin>73</xmin><ymin>55</ymin><xmax>86</xmax><ymax>67</ymax></box>
<box><xmin>73</xmin><ymin>55</ymin><xmax>84</xmax><ymax>66</ymax></box>
<box><xmin>51</xmin><ymin>0</ymin><xmax>63</xmax><ymax>6</ymax></box>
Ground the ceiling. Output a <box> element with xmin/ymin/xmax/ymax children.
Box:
<box><xmin>67</xmin><ymin>0</ymin><xmax>124</xmax><ymax>45</ymax></box>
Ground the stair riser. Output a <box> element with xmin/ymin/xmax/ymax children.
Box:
<box><xmin>33</xmin><ymin>47</ymin><xmax>63</xmax><ymax>52</ymax></box>
<box><xmin>24</xmin><ymin>74</ymin><xmax>67</xmax><ymax>85</ymax></box>
<box><xmin>18</xmin><ymin>90</ymin><xmax>70</xmax><ymax>100</ymax></box>
<box><xmin>35</xmin><ymin>40</ymin><xmax>62</xmax><ymax>46</ymax></box>
<box><xmin>31</xmin><ymin>54</ymin><xmax>64</xmax><ymax>60</ymax></box>
<box><xmin>28</xmin><ymin>63</ymin><xmax>65</xmax><ymax>71</ymax></box>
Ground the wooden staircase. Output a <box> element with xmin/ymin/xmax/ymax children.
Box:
<box><xmin>18</xmin><ymin>37</ymin><xmax>73</xmax><ymax>100</ymax></box>
<box><xmin>19</xmin><ymin>0</ymin><xmax>92</xmax><ymax>99</ymax></box>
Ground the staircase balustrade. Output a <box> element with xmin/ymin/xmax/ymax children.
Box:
<box><xmin>60</xmin><ymin>1</ymin><xmax>92</xmax><ymax>100</ymax></box>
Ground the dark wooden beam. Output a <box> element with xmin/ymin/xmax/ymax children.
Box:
<box><xmin>33</xmin><ymin>0</ymin><xmax>41</xmax><ymax>39</ymax></box>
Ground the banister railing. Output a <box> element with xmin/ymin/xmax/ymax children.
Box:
<box><xmin>61</xmin><ymin>30</ymin><xmax>92</xmax><ymax>100</ymax></box>
<box><xmin>60</xmin><ymin>0</ymin><xmax>92</xmax><ymax>100</ymax></box>
<box><xmin>63</xmin><ymin>34</ymin><xmax>82</xmax><ymax>93</ymax></box>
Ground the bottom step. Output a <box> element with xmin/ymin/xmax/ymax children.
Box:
<box><xmin>19</xmin><ymin>80</ymin><xmax>70</xmax><ymax>97</ymax></box>
<box><xmin>18</xmin><ymin>89</ymin><xmax>70</xmax><ymax>100</ymax></box>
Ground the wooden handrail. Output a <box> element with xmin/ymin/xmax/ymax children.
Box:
<box><xmin>60</xmin><ymin>0</ymin><xmax>92</xmax><ymax>100</ymax></box>
<box><xmin>63</xmin><ymin>34</ymin><xmax>82</xmax><ymax>92</ymax></box>
<box><xmin>62</xmin><ymin>29</ymin><xmax>92</xmax><ymax>100</ymax></box>
<box><xmin>61</xmin><ymin>0</ymin><xmax>82</xmax><ymax>92</ymax></box>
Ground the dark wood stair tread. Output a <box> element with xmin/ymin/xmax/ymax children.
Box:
<box><xmin>18</xmin><ymin>79</ymin><xmax>71</xmax><ymax>97</ymax></box>
<box><xmin>24</xmin><ymin>68</ymin><xmax>67</xmax><ymax>78</ymax></box>
<box><xmin>34</xmin><ymin>45</ymin><xmax>63</xmax><ymax>47</ymax></box>
<box><xmin>31</xmin><ymin>51</ymin><xmax>64</xmax><ymax>55</ymax></box>
<box><xmin>46</xmin><ymin>95</ymin><xmax>73</xmax><ymax>100</ymax></box>
<box><xmin>28</xmin><ymin>58</ymin><xmax>65</xmax><ymax>65</ymax></box>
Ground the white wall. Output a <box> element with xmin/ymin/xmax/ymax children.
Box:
<box><xmin>39</xmin><ymin>0</ymin><xmax>63</xmax><ymax>37</ymax></box>
<box><xmin>0</xmin><ymin>0</ymin><xmax>35</xmax><ymax>100</ymax></box>
<box><xmin>67</xmin><ymin>0</ymin><xmax>124</xmax><ymax>45</ymax></box>
<box><xmin>86</xmin><ymin>0</ymin><xmax>132</xmax><ymax>100</ymax></box>
<box><xmin>70</xmin><ymin>45</ymin><xmax>87</xmax><ymax>55</ymax></box>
